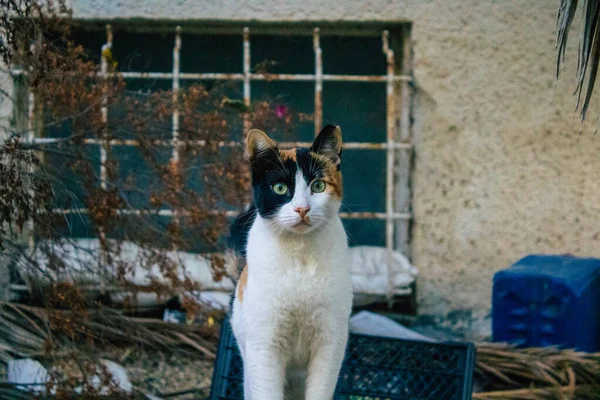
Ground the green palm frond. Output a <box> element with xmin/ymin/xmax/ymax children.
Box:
<box><xmin>556</xmin><ymin>0</ymin><xmax>600</xmax><ymax>121</ymax></box>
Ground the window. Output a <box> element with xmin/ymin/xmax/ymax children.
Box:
<box><xmin>17</xmin><ymin>22</ymin><xmax>414</xmax><ymax>298</ymax></box>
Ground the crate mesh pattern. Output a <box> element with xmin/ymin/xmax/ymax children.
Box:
<box><xmin>210</xmin><ymin>317</ymin><xmax>475</xmax><ymax>400</ymax></box>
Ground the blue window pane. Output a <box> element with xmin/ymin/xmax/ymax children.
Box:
<box><xmin>251</xmin><ymin>81</ymin><xmax>314</xmax><ymax>142</ymax></box>
<box><xmin>110</xmin><ymin>79</ymin><xmax>172</xmax><ymax>140</ymax></box>
<box><xmin>343</xmin><ymin>219</ymin><xmax>385</xmax><ymax>247</ymax></box>
<box><xmin>341</xmin><ymin>149</ymin><xmax>385</xmax><ymax>213</ymax></box>
<box><xmin>180</xmin><ymin>80</ymin><xmax>243</xmax><ymax>98</ymax></box>
<box><xmin>183</xmin><ymin>152</ymin><xmax>208</xmax><ymax>196</ymax></box>
<box><xmin>108</xmin><ymin>215</ymin><xmax>173</xmax><ymax>247</ymax></box>
<box><xmin>179</xmin><ymin>80</ymin><xmax>245</xmax><ymax>142</ymax></box>
<box><xmin>251</xmin><ymin>36</ymin><xmax>313</xmax><ymax>74</ymax></box>
<box><xmin>45</xmin><ymin>120</ymin><xmax>74</xmax><ymax>139</ymax></box>
<box><xmin>322</xmin><ymin>82</ymin><xmax>386</xmax><ymax>143</ymax></box>
<box><xmin>70</xmin><ymin>26</ymin><xmax>105</xmax><ymax>63</ymax></box>
<box><xmin>50</xmin><ymin>213</ymin><xmax>97</xmax><ymax>239</ymax></box>
<box><xmin>111</xmin><ymin>31</ymin><xmax>174</xmax><ymax>72</ymax></box>
<box><xmin>179</xmin><ymin>217</ymin><xmax>230</xmax><ymax>253</ymax></box>
<box><xmin>321</xmin><ymin>36</ymin><xmax>386</xmax><ymax>75</ymax></box>
<box><xmin>183</xmin><ymin>146</ymin><xmax>248</xmax><ymax>210</ymax></box>
<box><xmin>45</xmin><ymin>143</ymin><xmax>101</xmax><ymax>210</ymax></box>
<box><xmin>110</xmin><ymin>146</ymin><xmax>170</xmax><ymax>209</ymax></box>
<box><xmin>180</xmin><ymin>34</ymin><xmax>242</xmax><ymax>73</ymax></box>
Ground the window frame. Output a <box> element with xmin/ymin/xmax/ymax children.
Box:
<box><xmin>14</xmin><ymin>21</ymin><xmax>414</xmax><ymax>301</ymax></box>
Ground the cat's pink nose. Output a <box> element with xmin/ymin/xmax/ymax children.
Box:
<box><xmin>294</xmin><ymin>206</ymin><xmax>310</xmax><ymax>219</ymax></box>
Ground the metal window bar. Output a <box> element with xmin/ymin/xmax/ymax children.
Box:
<box><xmin>13</xmin><ymin>70</ymin><xmax>411</xmax><ymax>82</ymax></box>
<box><xmin>242</xmin><ymin>27</ymin><xmax>252</xmax><ymax>138</ymax></box>
<box><xmin>27</xmin><ymin>137</ymin><xmax>411</xmax><ymax>150</ymax></box>
<box><xmin>98</xmin><ymin>25</ymin><xmax>113</xmax><ymax>291</ymax></box>
<box><xmin>26</xmin><ymin>42</ymin><xmax>36</xmax><ymax>250</ymax></box>
<box><xmin>51</xmin><ymin>208</ymin><xmax>410</xmax><ymax>220</ymax></box>
<box><xmin>21</xmin><ymin>25</ymin><xmax>413</xmax><ymax>301</ymax></box>
<box><xmin>172</xmin><ymin>27</ymin><xmax>181</xmax><ymax>164</ymax></box>
<box><xmin>313</xmin><ymin>28</ymin><xmax>323</xmax><ymax>135</ymax></box>
<box><xmin>383</xmin><ymin>30</ymin><xmax>396</xmax><ymax>304</ymax></box>
<box><xmin>170</xmin><ymin>26</ymin><xmax>182</xmax><ymax>240</ymax></box>
<box><xmin>243</xmin><ymin>27</ymin><xmax>251</xmax><ymax>109</ymax></box>
<box><xmin>100</xmin><ymin>25</ymin><xmax>113</xmax><ymax>190</ymax></box>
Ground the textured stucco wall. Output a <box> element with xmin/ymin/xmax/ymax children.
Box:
<box><xmin>10</xmin><ymin>0</ymin><xmax>600</xmax><ymax>316</ymax></box>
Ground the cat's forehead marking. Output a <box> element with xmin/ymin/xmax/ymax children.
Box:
<box><xmin>279</xmin><ymin>149</ymin><xmax>297</xmax><ymax>163</ymax></box>
<box><xmin>307</xmin><ymin>151</ymin><xmax>343</xmax><ymax>199</ymax></box>
<box><xmin>294</xmin><ymin>148</ymin><xmax>343</xmax><ymax>199</ymax></box>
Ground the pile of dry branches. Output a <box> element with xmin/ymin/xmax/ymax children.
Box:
<box><xmin>0</xmin><ymin>301</ymin><xmax>220</xmax><ymax>363</ymax></box>
<box><xmin>2</xmin><ymin>300</ymin><xmax>600</xmax><ymax>399</ymax></box>
<box><xmin>475</xmin><ymin>343</ymin><xmax>600</xmax><ymax>399</ymax></box>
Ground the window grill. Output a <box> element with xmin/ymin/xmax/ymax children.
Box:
<box><xmin>13</xmin><ymin>24</ymin><xmax>414</xmax><ymax>301</ymax></box>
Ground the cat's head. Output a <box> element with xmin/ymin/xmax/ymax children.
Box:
<box><xmin>246</xmin><ymin>125</ymin><xmax>343</xmax><ymax>234</ymax></box>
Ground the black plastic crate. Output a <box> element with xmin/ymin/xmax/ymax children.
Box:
<box><xmin>210</xmin><ymin>316</ymin><xmax>475</xmax><ymax>400</ymax></box>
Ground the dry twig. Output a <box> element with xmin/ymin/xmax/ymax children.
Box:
<box><xmin>475</xmin><ymin>342</ymin><xmax>600</xmax><ymax>399</ymax></box>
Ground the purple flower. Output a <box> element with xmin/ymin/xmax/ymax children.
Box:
<box><xmin>275</xmin><ymin>104</ymin><xmax>288</xmax><ymax>118</ymax></box>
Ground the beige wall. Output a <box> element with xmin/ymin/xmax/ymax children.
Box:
<box><xmin>9</xmin><ymin>0</ymin><xmax>600</xmax><ymax>316</ymax></box>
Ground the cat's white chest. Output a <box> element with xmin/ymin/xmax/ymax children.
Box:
<box><xmin>233</xmin><ymin>217</ymin><xmax>350</xmax><ymax>320</ymax></box>
<box><xmin>231</xmin><ymin>215</ymin><xmax>352</xmax><ymax>400</ymax></box>
<box><xmin>247</xmin><ymin>218</ymin><xmax>349</xmax><ymax>302</ymax></box>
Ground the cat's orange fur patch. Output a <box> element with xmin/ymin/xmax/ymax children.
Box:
<box><xmin>279</xmin><ymin>148</ymin><xmax>297</xmax><ymax>162</ymax></box>
<box><xmin>237</xmin><ymin>263</ymin><xmax>248</xmax><ymax>303</ymax></box>
<box><xmin>310</xmin><ymin>152</ymin><xmax>343</xmax><ymax>199</ymax></box>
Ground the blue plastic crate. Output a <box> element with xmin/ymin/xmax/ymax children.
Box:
<box><xmin>210</xmin><ymin>316</ymin><xmax>475</xmax><ymax>400</ymax></box>
<box><xmin>493</xmin><ymin>254</ymin><xmax>600</xmax><ymax>352</ymax></box>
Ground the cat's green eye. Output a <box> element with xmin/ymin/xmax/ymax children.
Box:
<box><xmin>311</xmin><ymin>179</ymin><xmax>326</xmax><ymax>193</ymax></box>
<box><xmin>272</xmin><ymin>182</ymin><xmax>288</xmax><ymax>195</ymax></box>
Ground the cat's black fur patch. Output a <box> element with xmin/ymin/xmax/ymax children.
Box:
<box><xmin>228</xmin><ymin>206</ymin><xmax>257</xmax><ymax>256</ymax></box>
<box><xmin>295</xmin><ymin>148</ymin><xmax>314</xmax><ymax>184</ymax></box>
<box><xmin>250</xmin><ymin>148</ymin><xmax>297</xmax><ymax>219</ymax></box>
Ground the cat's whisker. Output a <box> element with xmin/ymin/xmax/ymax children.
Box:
<box><xmin>342</xmin><ymin>224</ymin><xmax>359</xmax><ymax>246</ymax></box>
<box><xmin>264</xmin><ymin>158</ymin><xmax>287</xmax><ymax>177</ymax></box>
<box><xmin>240</xmin><ymin>209</ymin><xmax>258</xmax><ymax>230</ymax></box>
<box><xmin>340</xmin><ymin>202</ymin><xmax>362</xmax><ymax>213</ymax></box>
<box><xmin>272</xmin><ymin>220</ymin><xmax>288</xmax><ymax>239</ymax></box>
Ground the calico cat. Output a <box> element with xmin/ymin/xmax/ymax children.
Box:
<box><xmin>229</xmin><ymin>125</ymin><xmax>352</xmax><ymax>400</ymax></box>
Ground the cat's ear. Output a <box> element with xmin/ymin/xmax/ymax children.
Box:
<box><xmin>310</xmin><ymin>124</ymin><xmax>342</xmax><ymax>163</ymax></box>
<box><xmin>246</xmin><ymin>129</ymin><xmax>277</xmax><ymax>159</ymax></box>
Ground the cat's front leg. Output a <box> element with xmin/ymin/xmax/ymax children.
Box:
<box><xmin>237</xmin><ymin>349</ymin><xmax>252</xmax><ymax>400</ymax></box>
<box><xmin>245</xmin><ymin>342</ymin><xmax>286</xmax><ymax>400</ymax></box>
<box><xmin>305</xmin><ymin>334</ymin><xmax>348</xmax><ymax>400</ymax></box>
<box><xmin>243</xmin><ymin>373</ymin><xmax>252</xmax><ymax>400</ymax></box>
